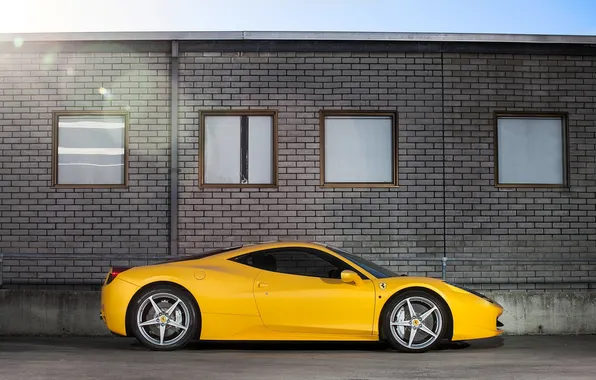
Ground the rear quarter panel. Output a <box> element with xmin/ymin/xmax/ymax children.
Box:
<box><xmin>112</xmin><ymin>258</ymin><xmax>266</xmax><ymax>340</ymax></box>
<box><xmin>116</xmin><ymin>259</ymin><xmax>262</xmax><ymax>317</ymax></box>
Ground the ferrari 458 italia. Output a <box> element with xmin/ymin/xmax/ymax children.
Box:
<box><xmin>100</xmin><ymin>241</ymin><xmax>504</xmax><ymax>353</ymax></box>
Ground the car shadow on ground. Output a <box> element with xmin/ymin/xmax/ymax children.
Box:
<box><xmin>122</xmin><ymin>337</ymin><xmax>505</xmax><ymax>352</ymax></box>
<box><xmin>0</xmin><ymin>336</ymin><xmax>504</xmax><ymax>353</ymax></box>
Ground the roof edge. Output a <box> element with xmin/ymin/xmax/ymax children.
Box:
<box><xmin>1</xmin><ymin>30</ymin><xmax>596</xmax><ymax>44</ymax></box>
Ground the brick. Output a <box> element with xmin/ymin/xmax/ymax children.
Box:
<box><xmin>1</xmin><ymin>47</ymin><xmax>595</xmax><ymax>289</ymax></box>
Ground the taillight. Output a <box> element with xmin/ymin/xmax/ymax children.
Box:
<box><xmin>105</xmin><ymin>266</ymin><xmax>129</xmax><ymax>285</ymax></box>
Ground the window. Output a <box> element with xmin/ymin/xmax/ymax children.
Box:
<box><xmin>495</xmin><ymin>113</ymin><xmax>568</xmax><ymax>187</ymax></box>
<box><xmin>320</xmin><ymin>111</ymin><xmax>397</xmax><ymax>187</ymax></box>
<box><xmin>200</xmin><ymin>110</ymin><xmax>277</xmax><ymax>187</ymax></box>
<box><xmin>234</xmin><ymin>248</ymin><xmax>366</xmax><ymax>279</ymax></box>
<box><xmin>52</xmin><ymin>111</ymin><xmax>128</xmax><ymax>187</ymax></box>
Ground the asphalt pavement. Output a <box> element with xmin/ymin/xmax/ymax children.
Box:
<box><xmin>0</xmin><ymin>335</ymin><xmax>595</xmax><ymax>379</ymax></box>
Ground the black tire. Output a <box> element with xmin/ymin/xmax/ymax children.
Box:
<box><xmin>381</xmin><ymin>290</ymin><xmax>449</xmax><ymax>353</ymax></box>
<box><xmin>129</xmin><ymin>285</ymin><xmax>199</xmax><ymax>351</ymax></box>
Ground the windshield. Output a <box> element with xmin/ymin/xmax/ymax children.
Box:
<box><xmin>327</xmin><ymin>245</ymin><xmax>399</xmax><ymax>279</ymax></box>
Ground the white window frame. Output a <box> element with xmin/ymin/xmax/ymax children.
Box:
<box><xmin>52</xmin><ymin>111</ymin><xmax>128</xmax><ymax>188</ymax></box>
<box><xmin>494</xmin><ymin>112</ymin><xmax>568</xmax><ymax>188</ymax></box>
<box><xmin>200</xmin><ymin>110</ymin><xmax>278</xmax><ymax>188</ymax></box>
<box><xmin>320</xmin><ymin>110</ymin><xmax>398</xmax><ymax>187</ymax></box>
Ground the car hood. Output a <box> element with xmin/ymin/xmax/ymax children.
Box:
<box><xmin>372</xmin><ymin>276</ymin><xmax>450</xmax><ymax>295</ymax></box>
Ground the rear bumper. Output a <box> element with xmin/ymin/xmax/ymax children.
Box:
<box><xmin>100</xmin><ymin>277</ymin><xmax>140</xmax><ymax>337</ymax></box>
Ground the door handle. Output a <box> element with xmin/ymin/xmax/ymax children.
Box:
<box><xmin>257</xmin><ymin>282</ymin><xmax>269</xmax><ymax>288</ymax></box>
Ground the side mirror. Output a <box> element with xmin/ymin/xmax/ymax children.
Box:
<box><xmin>341</xmin><ymin>270</ymin><xmax>363</xmax><ymax>286</ymax></box>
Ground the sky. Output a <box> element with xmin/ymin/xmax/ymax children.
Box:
<box><xmin>0</xmin><ymin>0</ymin><xmax>594</xmax><ymax>35</ymax></box>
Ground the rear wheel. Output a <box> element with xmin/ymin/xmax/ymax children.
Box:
<box><xmin>382</xmin><ymin>290</ymin><xmax>448</xmax><ymax>353</ymax></box>
<box><xmin>129</xmin><ymin>285</ymin><xmax>198</xmax><ymax>351</ymax></box>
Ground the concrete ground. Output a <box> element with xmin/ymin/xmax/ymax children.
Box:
<box><xmin>0</xmin><ymin>336</ymin><xmax>595</xmax><ymax>379</ymax></box>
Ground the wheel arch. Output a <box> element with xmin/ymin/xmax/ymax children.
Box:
<box><xmin>124</xmin><ymin>281</ymin><xmax>202</xmax><ymax>338</ymax></box>
<box><xmin>378</xmin><ymin>286</ymin><xmax>454</xmax><ymax>342</ymax></box>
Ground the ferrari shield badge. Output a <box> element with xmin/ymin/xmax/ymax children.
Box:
<box><xmin>379</xmin><ymin>282</ymin><xmax>387</xmax><ymax>290</ymax></box>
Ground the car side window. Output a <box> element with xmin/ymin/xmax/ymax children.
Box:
<box><xmin>236</xmin><ymin>248</ymin><xmax>365</xmax><ymax>280</ymax></box>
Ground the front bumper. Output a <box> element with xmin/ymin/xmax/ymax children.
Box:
<box><xmin>445</xmin><ymin>283</ymin><xmax>505</xmax><ymax>341</ymax></box>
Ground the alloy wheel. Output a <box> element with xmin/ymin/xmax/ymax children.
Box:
<box><xmin>136</xmin><ymin>292</ymin><xmax>191</xmax><ymax>347</ymax></box>
<box><xmin>389</xmin><ymin>296</ymin><xmax>443</xmax><ymax>350</ymax></box>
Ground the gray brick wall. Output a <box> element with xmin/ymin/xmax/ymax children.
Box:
<box><xmin>178</xmin><ymin>51</ymin><xmax>596</xmax><ymax>289</ymax></box>
<box><xmin>1</xmin><ymin>45</ymin><xmax>595</xmax><ymax>289</ymax></box>
<box><xmin>0</xmin><ymin>51</ymin><xmax>172</xmax><ymax>285</ymax></box>
<box><xmin>441</xmin><ymin>53</ymin><xmax>596</xmax><ymax>288</ymax></box>
<box><xmin>178</xmin><ymin>51</ymin><xmax>446</xmax><ymax>258</ymax></box>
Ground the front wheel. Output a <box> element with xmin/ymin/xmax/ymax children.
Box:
<box><xmin>129</xmin><ymin>285</ymin><xmax>199</xmax><ymax>351</ymax></box>
<box><xmin>381</xmin><ymin>290</ymin><xmax>449</xmax><ymax>353</ymax></box>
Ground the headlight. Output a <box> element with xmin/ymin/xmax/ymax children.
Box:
<box><xmin>445</xmin><ymin>281</ymin><xmax>496</xmax><ymax>304</ymax></box>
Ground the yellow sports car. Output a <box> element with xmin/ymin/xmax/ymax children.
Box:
<box><xmin>100</xmin><ymin>241</ymin><xmax>503</xmax><ymax>353</ymax></box>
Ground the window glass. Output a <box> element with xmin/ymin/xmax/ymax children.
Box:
<box><xmin>238</xmin><ymin>249</ymin><xmax>363</xmax><ymax>279</ymax></box>
<box><xmin>248</xmin><ymin>116</ymin><xmax>274</xmax><ymax>184</ymax></box>
<box><xmin>204</xmin><ymin>116</ymin><xmax>241</xmax><ymax>184</ymax></box>
<box><xmin>496</xmin><ymin>116</ymin><xmax>566</xmax><ymax>186</ymax></box>
<box><xmin>55</xmin><ymin>113</ymin><xmax>126</xmax><ymax>186</ymax></box>
<box><xmin>323</xmin><ymin>114</ymin><xmax>396</xmax><ymax>186</ymax></box>
<box><xmin>202</xmin><ymin>113</ymin><xmax>275</xmax><ymax>186</ymax></box>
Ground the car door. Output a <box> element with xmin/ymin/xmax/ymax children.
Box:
<box><xmin>244</xmin><ymin>247</ymin><xmax>376</xmax><ymax>336</ymax></box>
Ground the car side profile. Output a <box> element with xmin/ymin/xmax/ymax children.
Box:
<box><xmin>100</xmin><ymin>241</ymin><xmax>504</xmax><ymax>353</ymax></box>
